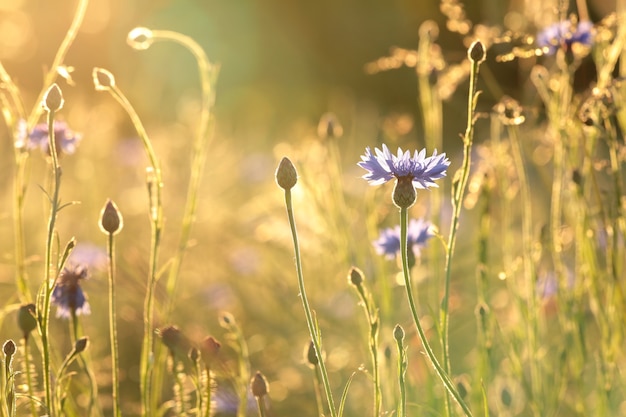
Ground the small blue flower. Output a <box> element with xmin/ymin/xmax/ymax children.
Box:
<box><xmin>373</xmin><ymin>218</ymin><xmax>433</xmax><ymax>259</ymax></box>
<box><xmin>15</xmin><ymin>120</ymin><xmax>82</xmax><ymax>155</ymax></box>
<box><xmin>52</xmin><ymin>264</ymin><xmax>90</xmax><ymax>319</ymax></box>
<box><xmin>358</xmin><ymin>144</ymin><xmax>450</xmax><ymax>189</ymax></box>
<box><xmin>537</xmin><ymin>20</ymin><xmax>593</xmax><ymax>56</ymax></box>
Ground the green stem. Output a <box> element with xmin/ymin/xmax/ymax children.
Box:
<box><xmin>255</xmin><ymin>397</ymin><xmax>267</xmax><ymax>417</ymax></box>
<box><xmin>440</xmin><ymin>50</ymin><xmax>482</xmax><ymax>416</ymax></box>
<box><xmin>22</xmin><ymin>336</ymin><xmax>38</xmax><ymax>417</ymax></box>
<box><xmin>284</xmin><ymin>189</ymin><xmax>337</xmax><ymax>417</ymax></box>
<box><xmin>353</xmin><ymin>283</ymin><xmax>381</xmax><ymax>416</ymax></box>
<box><xmin>106</xmin><ymin>232</ymin><xmax>122</xmax><ymax>417</ymax></box>
<box><xmin>39</xmin><ymin>107</ymin><xmax>62</xmax><ymax>417</ymax></box>
<box><xmin>107</xmin><ymin>85</ymin><xmax>163</xmax><ymax>416</ymax></box>
<box><xmin>394</xmin><ymin>328</ymin><xmax>407</xmax><ymax>417</ymax></box>
<box><xmin>203</xmin><ymin>365</ymin><xmax>212</xmax><ymax>417</ymax></box>
<box><xmin>400</xmin><ymin>207</ymin><xmax>472</xmax><ymax>417</ymax></box>
<box><xmin>103</xmin><ymin>83</ymin><xmax>163</xmax><ymax>417</ymax></box>
<box><xmin>142</xmin><ymin>31</ymin><xmax>220</xmax><ymax>320</ymax></box>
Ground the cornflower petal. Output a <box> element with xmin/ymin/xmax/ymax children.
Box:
<box><xmin>358</xmin><ymin>144</ymin><xmax>450</xmax><ymax>189</ymax></box>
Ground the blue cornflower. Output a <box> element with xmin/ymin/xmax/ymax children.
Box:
<box><xmin>51</xmin><ymin>263</ymin><xmax>91</xmax><ymax>319</ymax></box>
<box><xmin>358</xmin><ymin>144</ymin><xmax>450</xmax><ymax>189</ymax></box>
<box><xmin>15</xmin><ymin>120</ymin><xmax>82</xmax><ymax>155</ymax></box>
<box><xmin>373</xmin><ymin>218</ymin><xmax>433</xmax><ymax>259</ymax></box>
<box><xmin>536</xmin><ymin>20</ymin><xmax>593</xmax><ymax>56</ymax></box>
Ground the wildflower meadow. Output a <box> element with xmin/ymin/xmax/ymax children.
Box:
<box><xmin>1</xmin><ymin>0</ymin><xmax>625</xmax><ymax>416</ymax></box>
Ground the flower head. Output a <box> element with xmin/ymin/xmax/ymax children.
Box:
<box><xmin>373</xmin><ymin>218</ymin><xmax>433</xmax><ymax>259</ymax></box>
<box><xmin>537</xmin><ymin>19</ymin><xmax>593</xmax><ymax>56</ymax></box>
<box><xmin>15</xmin><ymin>120</ymin><xmax>82</xmax><ymax>155</ymax></box>
<box><xmin>358</xmin><ymin>144</ymin><xmax>450</xmax><ymax>189</ymax></box>
<box><xmin>52</xmin><ymin>263</ymin><xmax>90</xmax><ymax>319</ymax></box>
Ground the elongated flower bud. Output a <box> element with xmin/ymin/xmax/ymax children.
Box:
<box><xmin>251</xmin><ymin>371</ymin><xmax>269</xmax><ymax>398</ymax></box>
<box><xmin>74</xmin><ymin>337</ymin><xmax>89</xmax><ymax>354</ymax></box>
<box><xmin>99</xmin><ymin>199</ymin><xmax>123</xmax><ymax>235</ymax></box>
<box><xmin>43</xmin><ymin>84</ymin><xmax>64</xmax><ymax>112</ymax></box>
<box><xmin>127</xmin><ymin>27</ymin><xmax>154</xmax><ymax>50</ymax></box>
<box><xmin>93</xmin><ymin>68</ymin><xmax>116</xmax><ymax>91</ymax></box>
<box><xmin>17</xmin><ymin>304</ymin><xmax>37</xmax><ymax>337</ymax></box>
<box><xmin>468</xmin><ymin>40</ymin><xmax>486</xmax><ymax>64</ymax></box>
<box><xmin>275</xmin><ymin>157</ymin><xmax>298</xmax><ymax>190</ymax></box>
<box><xmin>348</xmin><ymin>266</ymin><xmax>364</xmax><ymax>287</ymax></box>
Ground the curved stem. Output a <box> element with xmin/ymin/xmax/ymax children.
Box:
<box><xmin>143</xmin><ymin>31</ymin><xmax>220</xmax><ymax>320</ymax></box>
<box><xmin>400</xmin><ymin>207</ymin><xmax>472</xmax><ymax>417</ymax></box>
<box><xmin>284</xmin><ymin>189</ymin><xmax>337</xmax><ymax>417</ymax></box>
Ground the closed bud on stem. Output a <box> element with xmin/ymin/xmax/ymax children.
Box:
<box><xmin>158</xmin><ymin>325</ymin><xmax>182</xmax><ymax>353</ymax></box>
<box><xmin>43</xmin><ymin>84</ymin><xmax>64</xmax><ymax>112</ymax></box>
<box><xmin>468</xmin><ymin>40</ymin><xmax>486</xmax><ymax>64</ymax></box>
<box><xmin>74</xmin><ymin>337</ymin><xmax>89</xmax><ymax>354</ymax></box>
<box><xmin>275</xmin><ymin>157</ymin><xmax>298</xmax><ymax>190</ymax></box>
<box><xmin>305</xmin><ymin>340</ymin><xmax>318</xmax><ymax>367</ymax></box>
<box><xmin>393</xmin><ymin>324</ymin><xmax>405</xmax><ymax>343</ymax></box>
<box><xmin>251</xmin><ymin>371</ymin><xmax>269</xmax><ymax>398</ymax></box>
<box><xmin>3</xmin><ymin>339</ymin><xmax>16</xmax><ymax>357</ymax></box>
<box><xmin>348</xmin><ymin>266</ymin><xmax>364</xmax><ymax>287</ymax></box>
<box><xmin>17</xmin><ymin>304</ymin><xmax>37</xmax><ymax>337</ymax></box>
<box><xmin>93</xmin><ymin>68</ymin><xmax>116</xmax><ymax>91</ymax></box>
<box><xmin>127</xmin><ymin>27</ymin><xmax>154</xmax><ymax>50</ymax></box>
<box><xmin>392</xmin><ymin>176</ymin><xmax>417</xmax><ymax>209</ymax></box>
<box><xmin>99</xmin><ymin>199</ymin><xmax>124</xmax><ymax>235</ymax></box>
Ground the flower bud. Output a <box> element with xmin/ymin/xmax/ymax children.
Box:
<box><xmin>74</xmin><ymin>337</ymin><xmax>89</xmax><ymax>354</ymax></box>
<box><xmin>158</xmin><ymin>325</ymin><xmax>182</xmax><ymax>353</ymax></box>
<box><xmin>468</xmin><ymin>40</ymin><xmax>486</xmax><ymax>64</ymax></box>
<box><xmin>275</xmin><ymin>157</ymin><xmax>298</xmax><ymax>190</ymax></box>
<box><xmin>393</xmin><ymin>324</ymin><xmax>405</xmax><ymax>342</ymax></box>
<box><xmin>3</xmin><ymin>339</ymin><xmax>16</xmax><ymax>357</ymax></box>
<box><xmin>189</xmin><ymin>347</ymin><xmax>199</xmax><ymax>363</ymax></box>
<box><xmin>392</xmin><ymin>176</ymin><xmax>417</xmax><ymax>209</ymax></box>
<box><xmin>17</xmin><ymin>303</ymin><xmax>38</xmax><ymax>337</ymax></box>
<box><xmin>348</xmin><ymin>266</ymin><xmax>364</xmax><ymax>287</ymax></box>
<box><xmin>93</xmin><ymin>68</ymin><xmax>116</xmax><ymax>91</ymax></box>
<box><xmin>43</xmin><ymin>84</ymin><xmax>64</xmax><ymax>112</ymax></box>
<box><xmin>127</xmin><ymin>27</ymin><xmax>154</xmax><ymax>50</ymax></box>
<box><xmin>251</xmin><ymin>371</ymin><xmax>269</xmax><ymax>398</ymax></box>
<box><xmin>99</xmin><ymin>199</ymin><xmax>123</xmax><ymax>235</ymax></box>
<box><xmin>304</xmin><ymin>340</ymin><xmax>318</xmax><ymax>367</ymax></box>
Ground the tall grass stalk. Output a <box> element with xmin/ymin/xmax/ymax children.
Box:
<box><xmin>277</xmin><ymin>158</ymin><xmax>338</xmax><ymax>417</ymax></box>
<box><xmin>93</xmin><ymin>67</ymin><xmax>164</xmax><ymax>417</ymax></box>
<box><xmin>439</xmin><ymin>41</ymin><xmax>484</xmax><ymax>417</ymax></box>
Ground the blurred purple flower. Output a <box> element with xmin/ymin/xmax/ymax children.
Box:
<box><xmin>358</xmin><ymin>144</ymin><xmax>450</xmax><ymax>189</ymax></box>
<box><xmin>52</xmin><ymin>263</ymin><xmax>90</xmax><ymax>319</ymax></box>
<box><xmin>373</xmin><ymin>218</ymin><xmax>433</xmax><ymax>259</ymax></box>
<box><xmin>15</xmin><ymin>120</ymin><xmax>82</xmax><ymax>155</ymax></box>
<box><xmin>70</xmin><ymin>243</ymin><xmax>108</xmax><ymax>270</ymax></box>
<box><xmin>537</xmin><ymin>20</ymin><xmax>593</xmax><ymax>55</ymax></box>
